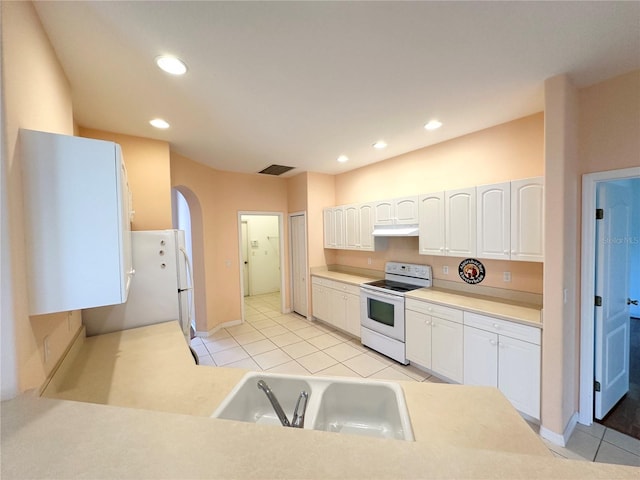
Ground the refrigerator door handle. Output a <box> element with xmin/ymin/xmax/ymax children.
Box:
<box><xmin>179</xmin><ymin>247</ymin><xmax>195</xmax><ymax>334</ymax></box>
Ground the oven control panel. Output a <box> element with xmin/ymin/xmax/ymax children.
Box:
<box><xmin>385</xmin><ymin>262</ymin><xmax>432</xmax><ymax>280</ymax></box>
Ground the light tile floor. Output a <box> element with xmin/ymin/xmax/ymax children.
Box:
<box><xmin>192</xmin><ymin>292</ymin><xmax>640</xmax><ymax>468</ymax></box>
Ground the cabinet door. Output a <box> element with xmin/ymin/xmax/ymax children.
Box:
<box><xmin>431</xmin><ymin>317</ymin><xmax>463</xmax><ymax>383</ymax></box>
<box><xmin>328</xmin><ymin>289</ymin><xmax>348</xmax><ymax>331</ymax></box>
<box><xmin>20</xmin><ymin>129</ymin><xmax>130</xmax><ymax>315</ymax></box>
<box><xmin>358</xmin><ymin>203</ymin><xmax>374</xmax><ymax>251</ymax></box>
<box><xmin>498</xmin><ymin>336</ymin><xmax>541</xmax><ymax>419</ymax></box>
<box><xmin>312</xmin><ymin>283</ymin><xmax>329</xmax><ymax>321</ymax></box>
<box><xmin>323</xmin><ymin>208</ymin><xmax>335</xmax><ymax>248</ymax></box>
<box><xmin>418</xmin><ymin>192</ymin><xmax>445</xmax><ymax>256</ymax></box>
<box><xmin>394</xmin><ymin>196</ymin><xmax>419</xmax><ymax>224</ymax></box>
<box><xmin>477</xmin><ymin>182</ymin><xmax>510</xmax><ymax>260</ymax></box>
<box><xmin>373</xmin><ymin>200</ymin><xmax>394</xmax><ymax>225</ymax></box>
<box><xmin>406</xmin><ymin>310</ymin><xmax>432</xmax><ymax>369</ymax></box>
<box><xmin>344</xmin><ymin>204</ymin><xmax>359</xmax><ymax>249</ymax></box>
<box><xmin>511</xmin><ymin>177</ymin><xmax>544</xmax><ymax>262</ymax></box>
<box><xmin>463</xmin><ymin>326</ymin><xmax>498</xmax><ymax>387</ymax></box>
<box><xmin>345</xmin><ymin>293</ymin><xmax>361</xmax><ymax>337</ymax></box>
<box><xmin>445</xmin><ymin>188</ymin><xmax>476</xmax><ymax>257</ymax></box>
<box><xmin>334</xmin><ymin>207</ymin><xmax>345</xmax><ymax>249</ymax></box>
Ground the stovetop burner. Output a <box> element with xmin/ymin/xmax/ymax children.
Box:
<box><xmin>364</xmin><ymin>279</ymin><xmax>424</xmax><ymax>293</ymax></box>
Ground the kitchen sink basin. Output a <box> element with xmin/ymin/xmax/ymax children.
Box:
<box><xmin>211</xmin><ymin>372</ymin><xmax>414</xmax><ymax>441</ymax></box>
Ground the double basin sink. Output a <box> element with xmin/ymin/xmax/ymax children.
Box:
<box><xmin>211</xmin><ymin>372</ymin><xmax>414</xmax><ymax>441</ymax></box>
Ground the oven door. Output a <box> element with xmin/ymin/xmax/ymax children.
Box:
<box><xmin>360</xmin><ymin>287</ymin><xmax>405</xmax><ymax>342</ymax></box>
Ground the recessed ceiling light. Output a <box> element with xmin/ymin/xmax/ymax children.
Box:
<box><xmin>155</xmin><ymin>55</ymin><xmax>188</xmax><ymax>75</ymax></box>
<box><xmin>337</xmin><ymin>155</ymin><xmax>349</xmax><ymax>163</ymax></box>
<box><xmin>424</xmin><ymin>120</ymin><xmax>443</xmax><ymax>131</ymax></box>
<box><xmin>149</xmin><ymin>118</ymin><xmax>170</xmax><ymax>129</ymax></box>
<box><xmin>372</xmin><ymin>141</ymin><xmax>387</xmax><ymax>149</ymax></box>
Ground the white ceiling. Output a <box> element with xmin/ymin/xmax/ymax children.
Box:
<box><xmin>33</xmin><ymin>1</ymin><xmax>640</xmax><ymax>177</ymax></box>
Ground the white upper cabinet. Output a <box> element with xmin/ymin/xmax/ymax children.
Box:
<box><xmin>343</xmin><ymin>204</ymin><xmax>359</xmax><ymax>249</ymax></box>
<box><xmin>358</xmin><ymin>202</ymin><xmax>375</xmax><ymax>251</ymax></box>
<box><xmin>418</xmin><ymin>192</ymin><xmax>445</xmax><ymax>255</ymax></box>
<box><xmin>373</xmin><ymin>196</ymin><xmax>419</xmax><ymax>225</ymax></box>
<box><xmin>445</xmin><ymin>188</ymin><xmax>476</xmax><ymax>257</ymax></box>
<box><xmin>511</xmin><ymin>177</ymin><xmax>544</xmax><ymax>262</ymax></box>
<box><xmin>20</xmin><ymin>129</ymin><xmax>133</xmax><ymax>315</ymax></box>
<box><xmin>323</xmin><ymin>206</ymin><xmax>345</xmax><ymax>249</ymax></box>
<box><xmin>477</xmin><ymin>182</ymin><xmax>511</xmax><ymax>260</ymax></box>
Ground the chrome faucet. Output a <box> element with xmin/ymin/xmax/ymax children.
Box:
<box><xmin>257</xmin><ymin>380</ymin><xmax>308</xmax><ymax>428</ymax></box>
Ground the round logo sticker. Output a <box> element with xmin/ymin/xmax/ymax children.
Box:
<box><xmin>458</xmin><ymin>258</ymin><xmax>485</xmax><ymax>284</ymax></box>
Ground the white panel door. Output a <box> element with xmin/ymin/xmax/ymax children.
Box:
<box><xmin>406</xmin><ymin>310</ymin><xmax>432</xmax><ymax>369</ymax></box>
<box><xmin>344</xmin><ymin>204</ymin><xmax>359</xmax><ymax>249</ymax></box>
<box><xmin>323</xmin><ymin>208</ymin><xmax>335</xmax><ymax>248</ymax></box>
<box><xmin>373</xmin><ymin>200</ymin><xmax>394</xmax><ymax>225</ymax></box>
<box><xmin>418</xmin><ymin>192</ymin><xmax>445</xmax><ymax>255</ymax></box>
<box><xmin>358</xmin><ymin>203</ymin><xmax>375</xmax><ymax>251</ymax></box>
<box><xmin>290</xmin><ymin>214</ymin><xmax>307</xmax><ymax>317</ymax></box>
<box><xmin>394</xmin><ymin>196</ymin><xmax>419</xmax><ymax>224</ymax></box>
<box><xmin>498</xmin><ymin>336</ymin><xmax>541</xmax><ymax>419</ymax></box>
<box><xmin>477</xmin><ymin>182</ymin><xmax>510</xmax><ymax>260</ymax></box>
<box><xmin>511</xmin><ymin>177</ymin><xmax>544</xmax><ymax>262</ymax></box>
<box><xmin>431</xmin><ymin>317</ymin><xmax>463</xmax><ymax>383</ymax></box>
<box><xmin>445</xmin><ymin>188</ymin><xmax>476</xmax><ymax>257</ymax></box>
<box><xmin>463</xmin><ymin>326</ymin><xmax>498</xmax><ymax>387</ymax></box>
<box><xmin>594</xmin><ymin>182</ymin><xmax>632</xmax><ymax>419</ymax></box>
<box><xmin>334</xmin><ymin>207</ymin><xmax>345</xmax><ymax>249</ymax></box>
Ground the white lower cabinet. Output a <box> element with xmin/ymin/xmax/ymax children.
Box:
<box><xmin>463</xmin><ymin>312</ymin><xmax>541</xmax><ymax>420</ymax></box>
<box><xmin>311</xmin><ymin>277</ymin><xmax>361</xmax><ymax>337</ymax></box>
<box><xmin>405</xmin><ymin>299</ymin><xmax>463</xmax><ymax>383</ymax></box>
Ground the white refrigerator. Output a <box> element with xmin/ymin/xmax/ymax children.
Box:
<box><xmin>83</xmin><ymin>230</ymin><xmax>194</xmax><ymax>343</ymax></box>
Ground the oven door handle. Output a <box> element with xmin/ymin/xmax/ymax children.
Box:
<box><xmin>360</xmin><ymin>287</ymin><xmax>401</xmax><ymax>302</ymax></box>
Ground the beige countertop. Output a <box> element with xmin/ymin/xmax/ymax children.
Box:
<box><xmin>406</xmin><ymin>288</ymin><xmax>543</xmax><ymax>327</ymax></box>
<box><xmin>311</xmin><ymin>266</ymin><xmax>542</xmax><ymax>327</ymax></box>
<box><xmin>2</xmin><ymin>321</ymin><xmax>635</xmax><ymax>478</ymax></box>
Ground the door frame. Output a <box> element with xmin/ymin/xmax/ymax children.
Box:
<box><xmin>579</xmin><ymin>166</ymin><xmax>640</xmax><ymax>425</ymax></box>
<box><xmin>237</xmin><ymin>211</ymin><xmax>285</xmax><ymax>321</ymax></box>
<box><xmin>288</xmin><ymin>211</ymin><xmax>308</xmax><ymax>319</ymax></box>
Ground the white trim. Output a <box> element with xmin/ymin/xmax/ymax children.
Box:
<box><xmin>237</xmin><ymin>211</ymin><xmax>286</xmax><ymax>321</ymax></box>
<box><xmin>540</xmin><ymin>412</ymin><xmax>578</xmax><ymax>447</ymax></box>
<box><xmin>288</xmin><ymin>211</ymin><xmax>309</xmax><ymax>320</ymax></box>
<box><xmin>578</xmin><ymin>166</ymin><xmax>640</xmax><ymax>426</ymax></box>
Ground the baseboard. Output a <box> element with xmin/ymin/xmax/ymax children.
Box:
<box><xmin>195</xmin><ymin>319</ymin><xmax>242</xmax><ymax>338</ymax></box>
<box><xmin>540</xmin><ymin>412</ymin><xmax>578</xmax><ymax>447</ymax></box>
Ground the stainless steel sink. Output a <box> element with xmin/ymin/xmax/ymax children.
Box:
<box><xmin>211</xmin><ymin>372</ymin><xmax>414</xmax><ymax>441</ymax></box>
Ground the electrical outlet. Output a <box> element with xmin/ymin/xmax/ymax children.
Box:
<box><xmin>367</xmin><ymin>257</ymin><xmax>372</xmax><ymax>265</ymax></box>
<box><xmin>43</xmin><ymin>336</ymin><xmax>51</xmax><ymax>364</ymax></box>
<box><xmin>503</xmin><ymin>271</ymin><xmax>511</xmax><ymax>282</ymax></box>
<box><xmin>443</xmin><ymin>266</ymin><xmax>449</xmax><ymax>274</ymax></box>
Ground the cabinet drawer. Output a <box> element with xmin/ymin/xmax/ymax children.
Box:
<box><xmin>311</xmin><ymin>276</ymin><xmax>360</xmax><ymax>296</ymax></box>
<box><xmin>406</xmin><ymin>299</ymin><xmax>463</xmax><ymax>324</ymax></box>
<box><xmin>463</xmin><ymin>312</ymin><xmax>540</xmax><ymax>345</ymax></box>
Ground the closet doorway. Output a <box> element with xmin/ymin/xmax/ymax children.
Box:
<box><xmin>238</xmin><ymin>213</ymin><xmax>284</xmax><ymax>319</ymax></box>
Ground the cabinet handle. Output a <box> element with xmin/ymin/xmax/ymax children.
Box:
<box><xmin>439</xmin><ymin>247</ymin><xmax>444</xmax><ymax>252</ymax></box>
<box><xmin>493</xmin><ymin>323</ymin><xmax>500</xmax><ymax>330</ymax></box>
<box><xmin>511</xmin><ymin>250</ymin><xmax>517</xmax><ymax>255</ymax></box>
<box><xmin>489</xmin><ymin>339</ymin><xmax>497</xmax><ymax>346</ymax></box>
<box><xmin>503</xmin><ymin>250</ymin><xmax>509</xmax><ymax>255</ymax></box>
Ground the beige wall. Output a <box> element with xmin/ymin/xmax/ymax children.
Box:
<box><xmin>307</xmin><ymin>172</ymin><xmax>337</xmax><ymax>269</ymax></box>
<box><xmin>541</xmin><ymin>75</ymin><xmax>580</xmax><ymax>438</ymax></box>
<box><xmin>1</xmin><ymin>1</ymin><xmax>81</xmax><ymax>395</ymax></box>
<box><xmin>336</xmin><ymin>113</ymin><xmax>544</xmax><ymax>204</ymax></box>
<box><xmin>579</xmin><ymin>70</ymin><xmax>640</xmax><ymax>174</ymax></box>
<box><xmin>170</xmin><ymin>153</ymin><xmax>290</xmax><ymax>333</ymax></box>
<box><xmin>78</xmin><ymin>128</ymin><xmax>173</xmax><ymax>231</ymax></box>
<box><xmin>327</xmin><ymin>114</ymin><xmax>545</xmax><ymax>294</ymax></box>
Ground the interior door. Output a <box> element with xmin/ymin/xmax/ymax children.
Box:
<box><xmin>241</xmin><ymin>221</ymin><xmax>250</xmax><ymax>296</ymax></box>
<box><xmin>290</xmin><ymin>214</ymin><xmax>307</xmax><ymax>316</ymax></box>
<box><xmin>594</xmin><ymin>181</ymin><xmax>632</xmax><ymax>419</ymax></box>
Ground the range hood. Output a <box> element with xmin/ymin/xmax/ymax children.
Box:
<box><xmin>371</xmin><ymin>224</ymin><xmax>420</xmax><ymax>237</ymax></box>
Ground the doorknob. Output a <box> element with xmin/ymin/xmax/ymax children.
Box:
<box><xmin>628</xmin><ymin>298</ymin><xmax>639</xmax><ymax>306</ymax></box>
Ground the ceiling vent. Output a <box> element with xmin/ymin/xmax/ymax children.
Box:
<box><xmin>258</xmin><ymin>164</ymin><xmax>295</xmax><ymax>176</ymax></box>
